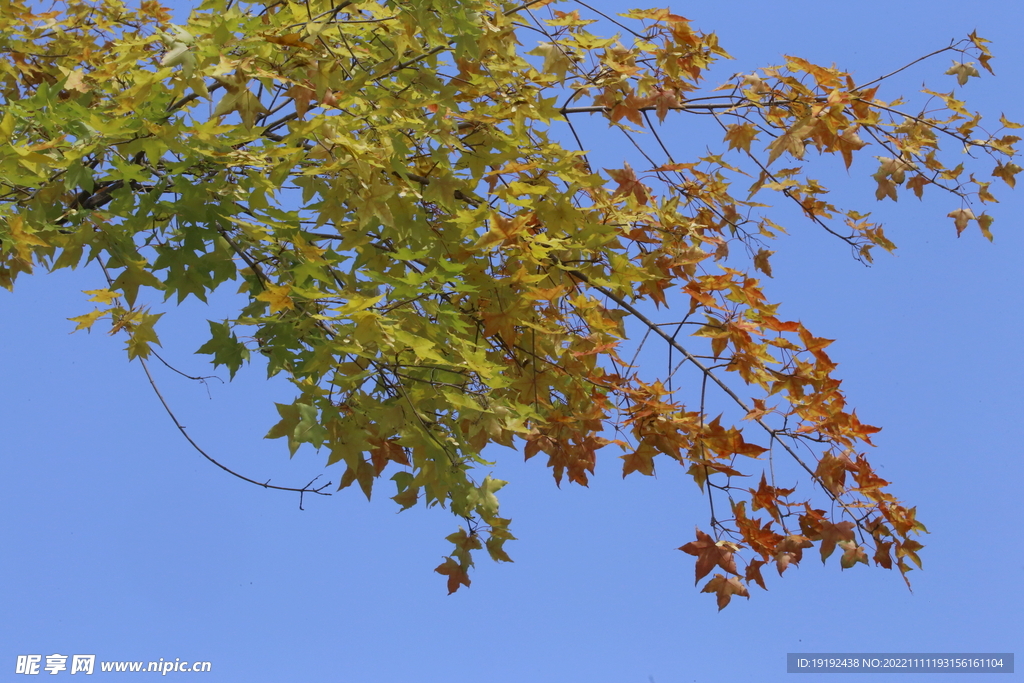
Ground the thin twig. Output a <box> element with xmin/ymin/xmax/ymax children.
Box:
<box><xmin>138</xmin><ymin>354</ymin><xmax>333</xmax><ymax>502</ymax></box>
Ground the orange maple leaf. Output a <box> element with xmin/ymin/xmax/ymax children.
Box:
<box><xmin>648</xmin><ymin>87</ymin><xmax>678</xmax><ymax>122</ymax></box>
<box><xmin>750</xmin><ymin>472</ymin><xmax>794</xmax><ymax>524</ymax></box>
<box><xmin>609</xmin><ymin>92</ymin><xmax>647</xmax><ymax>126</ymax></box>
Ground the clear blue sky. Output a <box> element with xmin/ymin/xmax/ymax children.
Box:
<box><xmin>2</xmin><ymin>0</ymin><xmax>1021</xmax><ymax>681</ymax></box>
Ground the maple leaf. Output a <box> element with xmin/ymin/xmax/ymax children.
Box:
<box><xmin>872</xmin><ymin>156</ymin><xmax>916</xmax><ymax>201</ymax></box>
<box><xmin>814</xmin><ymin>452</ymin><xmax>849</xmax><ymax>497</ymax></box>
<box><xmin>945</xmin><ymin>61</ymin><xmax>980</xmax><ymax>86</ymax></box>
<box><xmin>213</xmin><ymin>84</ymin><xmax>269</xmax><ymax>128</ymax></box>
<box><xmin>836</xmin><ymin>128</ymin><xmax>866</xmax><ymax>169</ymax></box>
<box><xmin>745</xmin><ymin>559</ymin><xmax>768</xmax><ymax>590</ymax></box>
<box><xmin>62</xmin><ymin>68</ymin><xmax>91</xmax><ymax>94</ymax></box>
<box><xmin>999</xmin><ymin>113</ymin><xmax>1023</xmax><ymax>129</ymax></box>
<box><xmin>838</xmin><ymin>540</ymin><xmax>868</xmax><ymax>569</ymax></box>
<box><xmin>609</xmin><ymin>92</ymin><xmax>648</xmax><ymax>127</ymax></box>
<box><xmin>605</xmin><ymin>163</ymin><xmax>650</xmax><ymax>205</ymax></box>
<box><xmin>125</xmin><ymin>311</ymin><xmax>164</xmax><ymax>360</ymax></box>
<box><xmin>896</xmin><ymin>538</ymin><xmax>924</xmax><ymax>570</ymax></box>
<box><xmin>265</xmin><ymin>33</ymin><xmax>315</xmax><ymax>50</ymax></box>
<box><xmin>110</xmin><ymin>259</ymin><xmax>164</xmax><ymax>306</ymax></box>
<box><xmin>391</xmin><ymin>484</ymin><xmax>419</xmax><ymax>510</ymax></box>
<box><xmin>621</xmin><ymin>442</ymin><xmax>657</xmax><ymax>477</ymax></box>
<box><xmin>701</xmin><ymin>574</ymin><xmax>749</xmax><ymax>610</ymax></box>
<box><xmin>195</xmin><ymin>320</ymin><xmax>250</xmax><ymax>379</ymax></box>
<box><xmin>69</xmin><ymin>308</ymin><xmax>108</xmax><ymax>332</ymax></box>
<box><xmin>753</xmin><ymin>248</ymin><xmax>774</xmax><ymax>277</ymax></box>
<box><xmin>740</xmin><ymin>72</ymin><xmax>769</xmax><ymax>96</ymax></box>
<box><xmin>724</xmin><ymin>123</ymin><xmax>759</xmax><ymax>153</ymax></box>
<box><xmin>947</xmin><ymin>207</ymin><xmax>975</xmax><ymax>236</ymax></box>
<box><xmin>817</xmin><ymin>520</ymin><xmax>855</xmax><ymax>563</ymax></box>
<box><xmin>733</xmin><ymin>500</ymin><xmax>783</xmax><ymax>560</ymax></box>
<box><xmin>434</xmin><ymin>557</ymin><xmax>471</xmax><ymax>594</ymax></box>
<box><xmin>528</xmin><ymin>42</ymin><xmax>573</xmax><ymax>82</ymax></box>
<box><xmin>648</xmin><ymin>88</ymin><xmax>678</xmax><ymax>123</ymax></box>
<box><xmin>474</xmin><ymin>213</ymin><xmax>529</xmax><ymax>251</ymax></box>
<box><xmin>84</xmin><ymin>289</ymin><xmax>121</xmax><ymax>305</ymax></box>
<box><xmin>286</xmin><ymin>84</ymin><xmax>315</xmax><ymax>119</ymax></box>
<box><xmin>873</xmin><ymin>540</ymin><xmax>893</xmax><ymax>569</ymax></box>
<box><xmin>750</xmin><ymin>473</ymin><xmax>794</xmax><ymax>524</ymax></box>
<box><xmin>774</xmin><ymin>535</ymin><xmax>813</xmax><ymax>576</ymax></box>
<box><xmin>906</xmin><ymin>174</ymin><xmax>929</xmax><ymax>199</ymax></box>
<box><xmin>679</xmin><ymin>528</ymin><xmax>739</xmax><ymax>584</ymax></box>
<box><xmin>255</xmin><ymin>283</ymin><xmax>296</xmax><ymax>314</ymax></box>
<box><xmin>766</xmin><ymin>118</ymin><xmax>813</xmax><ymax>165</ymax></box>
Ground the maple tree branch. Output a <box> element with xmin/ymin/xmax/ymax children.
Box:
<box><xmin>137</xmin><ymin>355</ymin><xmax>333</xmax><ymax>504</ymax></box>
<box><xmin>569</xmin><ymin>0</ymin><xmax>646</xmax><ymax>38</ymax></box>
<box><xmin>148</xmin><ymin>350</ymin><xmax>223</xmax><ymax>399</ymax></box>
<box><xmin>697</xmin><ymin>371</ymin><xmax>719</xmax><ymax>529</ymax></box>
<box><xmin>852</xmin><ymin>41</ymin><xmax>960</xmax><ymax>91</ymax></box>
<box><xmin>283</xmin><ymin>0</ymin><xmax>354</xmax><ymax>29</ymax></box>
<box><xmin>217</xmin><ymin>226</ymin><xmax>270</xmax><ymax>290</ymax></box>
<box><xmin>560</xmin><ymin>101</ymin><xmax>748</xmax><ymax>116</ymax></box>
<box><xmin>855</xmin><ymin>97</ymin><xmax>978</xmax><ymax>147</ymax></box>
<box><xmin>560</xmin><ymin>263</ymin><xmax>831</xmax><ymax>497</ymax></box>
<box><xmin>708</xmin><ymin>113</ymin><xmax>862</xmax><ymax>251</ymax></box>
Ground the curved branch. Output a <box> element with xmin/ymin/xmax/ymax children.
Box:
<box><xmin>138</xmin><ymin>355</ymin><xmax>332</xmax><ymax>505</ymax></box>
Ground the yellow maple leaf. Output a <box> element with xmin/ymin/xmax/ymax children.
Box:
<box><xmin>947</xmin><ymin>207</ymin><xmax>975</xmax><ymax>236</ymax></box>
<box><xmin>945</xmin><ymin>61</ymin><xmax>980</xmax><ymax>86</ymax></box>
<box><xmin>84</xmin><ymin>288</ymin><xmax>121</xmax><ymax>304</ymax></box>
<box><xmin>723</xmin><ymin>123</ymin><xmax>759</xmax><ymax>153</ymax></box>
<box><xmin>256</xmin><ymin>283</ymin><xmax>295</xmax><ymax>313</ymax></box>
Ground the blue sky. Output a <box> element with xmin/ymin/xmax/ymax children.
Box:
<box><xmin>2</xmin><ymin>0</ymin><xmax>1021</xmax><ymax>681</ymax></box>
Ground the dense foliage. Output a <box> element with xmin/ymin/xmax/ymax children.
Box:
<box><xmin>1</xmin><ymin>0</ymin><xmax>1018</xmax><ymax>605</ymax></box>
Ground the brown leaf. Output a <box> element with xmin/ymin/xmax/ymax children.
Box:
<box><xmin>753</xmin><ymin>248</ymin><xmax>774</xmax><ymax>277</ymax></box>
<box><xmin>434</xmin><ymin>557</ymin><xmax>471</xmax><ymax>594</ymax></box>
<box><xmin>605</xmin><ymin>163</ymin><xmax>650</xmax><ymax>205</ymax></box>
<box><xmin>649</xmin><ymin>88</ymin><xmax>678</xmax><ymax>123</ymax></box>
<box><xmin>992</xmin><ymin>162</ymin><xmax>1021</xmax><ymax>188</ymax></box>
<box><xmin>818</xmin><ymin>520</ymin><xmax>855</xmax><ymax>563</ymax></box>
<box><xmin>839</xmin><ymin>540</ymin><xmax>868</xmax><ymax>569</ymax></box>
<box><xmin>774</xmin><ymin>535</ymin><xmax>813</xmax><ymax>576</ymax></box>
<box><xmin>701</xmin><ymin>574</ymin><xmax>750</xmax><ymax>610</ymax></box>
<box><xmin>745</xmin><ymin>559</ymin><xmax>768</xmax><ymax>590</ymax></box>
<box><xmin>679</xmin><ymin>528</ymin><xmax>739</xmax><ymax>584</ymax></box>
<box><xmin>621</xmin><ymin>443</ymin><xmax>656</xmax><ymax>477</ymax></box>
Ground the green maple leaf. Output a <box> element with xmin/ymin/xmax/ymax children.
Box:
<box><xmin>195</xmin><ymin>321</ymin><xmax>250</xmax><ymax>379</ymax></box>
<box><xmin>265</xmin><ymin>401</ymin><xmax>327</xmax><ymax>455</ymax></box>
